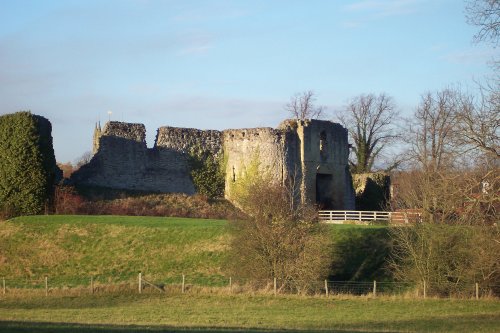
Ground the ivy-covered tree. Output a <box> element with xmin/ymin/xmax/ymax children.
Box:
<box><xmin>0</xmin><ymin>111</ymin><xmax>59</xmax><ymax>217</ymax></box>
<box><xmin>188</xmin><ymin>146</ymin><xmax>225</xmax><ymax>199</ymax></box>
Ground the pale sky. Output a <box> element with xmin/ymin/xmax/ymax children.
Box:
<box><xmin>0</xmin><ymin>0</ymin><xmax>497</xmax><ymax>163</ymax></box>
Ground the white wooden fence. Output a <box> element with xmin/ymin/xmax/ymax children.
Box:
<box><xmin>318</xmin><ymin>210</ymin><xmax>421</xmax><ymax>224</ymax></box>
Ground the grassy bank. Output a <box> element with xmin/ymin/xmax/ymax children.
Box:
<box><xmin>0</xmin><ymin>215</ymin><xmax>229</xmax><ymax>286</ymax></box>
<box><xmin>0</xmin><ymin>293</ymin><xmax>499</xmax><ymax>332</ymax></box>
<box><xmin>0</xmin><ymin>215</ymin><xmax>392</xmax><ymax>287</ymax></box>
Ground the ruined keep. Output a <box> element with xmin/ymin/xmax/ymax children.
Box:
<box><xmin>72</xmin><ymin>119</ymin><xmax>355</xmax><ymax>210</ymax></box>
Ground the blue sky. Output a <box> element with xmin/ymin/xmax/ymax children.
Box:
<box><xmin>0</xmin><ymin>0</ymin><xmax>497</xmax><ymax>163</ymax></box>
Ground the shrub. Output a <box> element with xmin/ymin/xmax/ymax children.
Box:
<box><xmin>389</xmin><ymin>223</ymin><xmax>500</xmax><ymax>296</ymax></box>
<box><xmin>227</xmin><ymin>159</ymin><xmax>331</xmax><ymax>294</ymax></box>
<box><xmin>54</xmin><ymin>185</ymin><xmax>245</xmax><ymax>220</ymax></box>
<box><xmin>54</xmin><ymin>186</ymin><xmax>85</xmax><ymax>214</ymax></box>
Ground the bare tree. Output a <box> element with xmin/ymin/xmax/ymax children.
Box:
<box><xmin>74</xmin><ymin>151</ymin><xmax>93</xmax><ymax>170</ymax></box>
<box><xmin>456</xmin><ymin>85</ymin><xmax>500</xmax><ymax>160</ymax></box>
<box><xmin>389</xmin><ymin>86</ymin><xmax>500</xmax><ymax>296</ymax></box>
<box><xmin>338</xmin><ymin>93</ymin><xmax>399</xmax><ymax>174</ymax></box>
<box><xmin>466</xmin><ymin>0</ymin><xmax>500</xmax><ymax>46</ymax></box>
<box><xmin>285</xmin><ymin>91</ymin><xmax>325</xmax><ymax>120</ymax></box>
<box><xmin>406</xmin><ymin>89</ymin><xmax>463</xmax><ymax>172</ymax></box>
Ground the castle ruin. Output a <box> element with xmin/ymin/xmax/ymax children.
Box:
<box><xmin>71</xmin><ymin>119</ymin><xmax>355</xmax><ymax>210</ymax></box>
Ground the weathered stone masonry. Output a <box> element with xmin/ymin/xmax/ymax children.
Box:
<box><xmin>72</xmin><ymin>122</ymin><xmax>196</xmax><ymax>194</ymax></box>
<box><xmin>224</xmin><ymin>120</ymin><xmax>355</xmax><ymax>209</ymax></box>
<box><xmin>72</xmin><ymin>119</ymin><xmax>355</xmax><ymax>210</ymax></box>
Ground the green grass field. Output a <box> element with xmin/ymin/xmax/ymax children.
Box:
<box><xmin>1</xmin><ymin>215</ymin><xmax>499</xmax><ymax>332</ymax></box>
<box><xmin>0</xmin><ymin>215</ymin><xmax>392</xmax><ymax>287</ymax></box>
<box><xmin>0</xmin><ymin>215</ymin><xmax>229</xmax><ymax>286</ymax></box>
<box><xmin>0</xmin><ymin>293</ymin><xmax>499</xmax><ymax>332</ymax></box>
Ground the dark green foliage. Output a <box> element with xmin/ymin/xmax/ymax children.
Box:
<box><xmin>353</xmin><ymin>172</ymin><xmax>391</xmax><ymax>211</ymax></box>
<box><xmin>188</xmin><ymin>147</ymin><xmax>225</xmax><ymax>199</ymax></box>
<box><xmin>0</xmin><ymin>111</ymin><xmax>59</xmax><ymax>217</ymax></box>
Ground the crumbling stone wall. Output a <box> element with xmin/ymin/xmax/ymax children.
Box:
<box><xmin>72</xmin><ymin>122</ymin><xmax>195</xmax><ymax>194</ymax></box>
<box><xmin>155</xmin><ymin>126</ymin><xmax>222</xmax><ymax>156</ymax></box>
<box><xmin>294</xmin><ymin>119</ymin><xmax>354</xmax><ymax>209</ymax></box>
<box><xmin>224</xmin><ymin>119</ymin><xmax>355</xmax><ymax>210</ymax></box>
<box><xmin>72</xmin><ymin>119</ymin><xmax>355</xmax><ymax>209</ymax></box>
<box><xmin>224</xmin><ymin>127</ymin><xmax>286</xmax><ymax>196</ymax></box>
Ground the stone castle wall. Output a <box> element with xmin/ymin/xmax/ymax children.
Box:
<box><xmin>72</xmin><ymin>119</ymin><xmax>355</xmax><ymax>209</ymax></box>
<box><xmin>155</xmin><ymin>126</ymin><xmax>222</xmax><ymax>156</ymax></box>
<box><xmin>223</xmin><ymin>127</ymin><xmax>286</xmax><ymax>196</ymax></box>
<box><xmin>72</xmin><ymin>122</ymin><xmax>195</xmax><ymax>193</ymax></box>
<box><xmin>103</xmin><ymin>121</ymin><xmax>146</xmax><ymax>142</ymax></box>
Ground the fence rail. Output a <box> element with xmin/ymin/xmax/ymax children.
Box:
<box><xmin>318</xmin><ymin>210</ymin><xmax>422</xmax><ymax>224</ymax></box>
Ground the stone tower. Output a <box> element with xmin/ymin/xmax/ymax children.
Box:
<box><xmin>223</xmin><ymin>119</ymin><xmax>355</xmax><ymax>210</ymax></box>
<box><xmin>92</xmin><ymin>122</ymin><xmax>102</xmax><ymax>154</ymax></box>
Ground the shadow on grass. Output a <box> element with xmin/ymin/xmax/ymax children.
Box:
<box><xmin>0</xmin><ymin>294</ymin><xmax>149</xmax><ymax>310</ymax></box>
<box><xmin>0</xmin><ymin>321</ymin><xmax>395</xmax><ymax>333</ymax></box>
<box><xmin>329</xmin><ymin>226</ymin><xmax>392</xmax><ymax>282</ymax></box>
<box><xmin>1</xmin><ymin>314</ymin><xmax>499</xmax><ymax>333</ymax></box>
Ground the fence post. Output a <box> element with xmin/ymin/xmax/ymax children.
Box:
<box><xmin>423</xmin><ymin>280</ymin><xmax>426</xmax><ymax>299</ymax></box>
<box><xmin>182</xmin><ymin>274</ymin><xmax>185</xmax><ymax>293</ymax></box>
<box><xmin>358</xmin><ymin>211</ymin><xmax>361</xmax><ymax>222</ymax></box>
<box><xmin>90</xmin><ymin>276</ymin><xmax>94</xmax><ymax>295</ymax></box>
<box><xmin>273</xmin><ymin>277</ymin><xmax>277</xmax><ymax>296</ymax></box>
<box><xmin>373</xmin><ymin>280</ymin><xmax>376</xmax><ymax>297</ymax></box>
<box><xmin>329</xmin><ymin>211</ymin><xmax>333</xmax><ymax>221</ymax></box>
<box><xmin>475</xmin><ymin>282</ymin><xmax>479</xmax><ymax>300</ymax></box>
<box><xmin>45</xmin><ymin>276</ymin><xmax>48</xmax><ymax>296</ymax></box>
<box><xmin>2</xmin><ymin>278</ymin><xmax>5</xmax><ymax>295</ymax></box>
<box><xmin>138</xmin><ymin>272</ymin><xmax>142</xmax><ymax>294</ymax></box>
<box><xmin>229</xmin><ymin>277</ymin><xmax>232</xmax><ymax>293</ymax></box>
<box><xmin>325</xmin><ymin>280</ymin><xmax>328</xmax><ymax>297</ymax></box>
<box><xmin>344</xmin><ymin>211</ymin><xmax>347</xmax><ymax>221</ymax></box>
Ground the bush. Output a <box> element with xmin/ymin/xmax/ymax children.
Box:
<box><xmin>227</xmin><ymin>160</ymin><xmax>331</xmax><ymax>294</ymax></box>
<box><xmin>54</xmin><ymin>186</ymin><xmax>85</xmax><ymax>214</ymax></box>
<box><xmin>389</xmin><ymin>223</ymin><xmax>500</xmax><ymax>296</ymax></box>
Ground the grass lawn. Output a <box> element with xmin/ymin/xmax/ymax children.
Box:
<box><xmin>0</xmin><ymin>293</ymin><xmax>499</xmax><ymax>332</ymax></box>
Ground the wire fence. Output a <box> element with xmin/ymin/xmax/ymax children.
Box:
<box><xmin>1</xmin><ymin>274</ymin><xmax>498</xmax><ymax>299</ymax></box>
